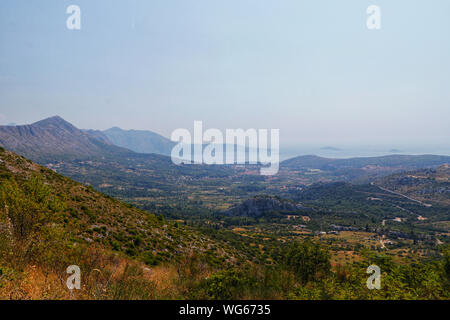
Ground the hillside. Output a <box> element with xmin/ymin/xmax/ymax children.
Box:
<box><xmin>0</xmin><ymin>147</ymin><xmax>449</xmax><ymax>300</ymax></box>
<box><xmin>0</xmin><ymin>147</ymin><xmax>239</xmax><ymax>272</ymax></box>
<box><xmin>376</xmin><ymin>164</ymin><xmax>450</xmax><ymax>206</ymax></box>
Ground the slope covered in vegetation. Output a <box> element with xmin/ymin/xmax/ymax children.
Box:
<box><xmin>0</xmin><ymin>146</ymin><xmax>449</xmax><ymax>300</ymax></box>
<box><xmin>0</xmin><ymin>147</ymin><xmax>241</xmax><ymax>298</ymax></box>
<box><xmin>377</xmin><ymin>164</ymin><xmax>450</xmax><ymax>206</ymax></box>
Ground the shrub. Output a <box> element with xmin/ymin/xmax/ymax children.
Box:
<box><xmin>282</xmin><ymin>241</ymin><xmax>331</xmax><ymax>284</ymax></box>
<box><xmin>203</xmin><ymin>269</ymin><xmax>255</xmax><ymax>300</ymax></box>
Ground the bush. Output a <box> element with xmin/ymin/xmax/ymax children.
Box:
<box><xmin>203</xmin><ymin>269</ymin><xmax>255</xmax><ymax>300</ymax></box>
<box><xmin>283</xmin><ymin>241</ymin><xmax>331</xmax><ymax>285</ymax></box>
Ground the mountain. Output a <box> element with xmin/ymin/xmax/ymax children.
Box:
<box><xmin>83</xmin><ymin>129</ymin><xmax>114</xmax><ymax>145</ymax></box>
<box><xmin>100</xmin><ymin>127</ymin><xmax>175</xmax><ymax>156</ymax></box>
<box><xmin>0</xmin><ymin>116</ymin><xmax>134</xmax><ymax>163</ymax></box>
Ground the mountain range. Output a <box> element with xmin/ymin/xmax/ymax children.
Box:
<box><xmin>1</xmin><ymin>116</ymin><xmax>449</xmax><ymax>169</ymax></box>
<box><xmin>0</xmin><ymin>116</ymin><xmax>449</xmax><ymax>203</ymax></box>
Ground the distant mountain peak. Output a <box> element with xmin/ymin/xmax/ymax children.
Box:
<box><xmin>36</xmin><ymin>115</ymin><xmax>65</xmax><ymax>123</ymax></box>
<box><xmin>32</xmin><ymin>115</ymin><xmax>76</xmax><ymax>130</ymax></box>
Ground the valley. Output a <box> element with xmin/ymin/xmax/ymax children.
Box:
<box><xmin>0</xmin><ymin>117</ymin><xmax>449</xmax><ymax>300</ymax></box>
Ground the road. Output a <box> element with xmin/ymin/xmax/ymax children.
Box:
<box><xmin>371</xmin><ymin>182</ymin><xmax>432</xmax><ymax>207</ymax></box>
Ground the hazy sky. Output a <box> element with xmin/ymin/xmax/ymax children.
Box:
<box><xmin>1</xmin><ymin>0</ymin><xmax>449</xmax><ymax>148</ymax></box>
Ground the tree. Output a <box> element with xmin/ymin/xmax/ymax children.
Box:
<box><xmin>283</xmin><ymin>241</ymin><xmax>331</xmax><ymax>284</ymax></box>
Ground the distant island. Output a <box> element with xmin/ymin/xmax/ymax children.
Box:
<box><xmin>389</xmin><ymin>149</ymin><xmax>403</xmax><ymax>153</ymax></box>
<box><xmin>321</xmin><ymin>146</ymin><xmax>341</xmax><ymax>151</ymax></box>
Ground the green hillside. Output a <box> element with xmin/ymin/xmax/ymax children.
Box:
<box><xmin>0</xmin><ymin>147</ymin><xmax>243</xmax><ymax>299</ymax></box>
<box><xmin>0</xmin><ymin>146</ymin><xmax>449</xmax><ymax>300</ymax></box>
